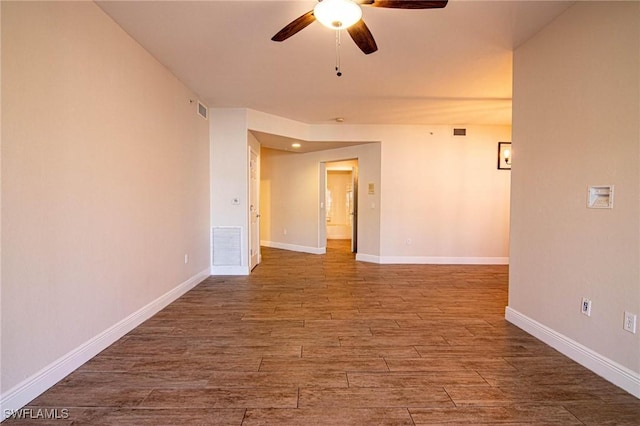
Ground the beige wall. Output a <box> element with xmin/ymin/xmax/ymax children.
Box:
<box><xmin>257</xmin><ymin>123</ymin><xmax>511</xmax><ymax>263</ymax></box>
<box><xmin>509</xmin><ymin>1</ymin><xmax>639</xmax><ymax>389</ymax></box>
<box><xmin>1</xmin><ymin>0</ymin><xmax>209</xmax><ymax>402</ymax></box>
<box><xmin>260</xmin><ymin>144</ymin><xmax>381</xmax><ymax>255</ymax></box>
<box><xmin>209</xmin><ymin>109</ymin><xmax>251</xmax><ymax>274</ymax></box>
<box><xmin>379</xmin><ymin>125</ymin><xmax>511</xmax><ymax>262</ymax></box>
<box><xmin>0</xmin><ymin>0</ymin><xmax>4</xmax><ymax>403</ymax></box>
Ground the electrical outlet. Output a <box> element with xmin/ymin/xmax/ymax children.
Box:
<box><xmin>581</xmin><ymin>298</ymin><xmax>592</xmax><ymax>317</ymax></box>
<box><xmin>623</xmin><ymin>312</ymin><xmax>637</xmax><ymax>334</ymax></box>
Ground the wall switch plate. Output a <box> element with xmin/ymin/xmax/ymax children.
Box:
<box><xmin>623</xmin><ymin>311</ymin><xmax>637</xmax><ymax>333</ymax></box>
<box><xmin>581</xmin><ymin>298</ymin><xmax>592</xmax><ymax>316</ymax></box>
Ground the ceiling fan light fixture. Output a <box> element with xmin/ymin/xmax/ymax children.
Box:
<box><xmin>314</xmin><ymin>0</ymin><xmax>362</xmax><ymax>30</ymax></box>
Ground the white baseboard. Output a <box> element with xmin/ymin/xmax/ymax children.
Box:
<box><xmin>505</xmin><ymin>306</ymin><xmax>640</xmax><ymax>399</ymax></box>
<box><xmin>377</xmin><ymin>256</ymin><xmax>509</xmax><ymax>265</ymax></box>
<box><xmin>0</xmin><ymin>268</ymin><xmax>210</xmax><ymax>421</ymax></box>
<box><xmin>259</xmin><ymin>244</ymin><xmax>507</xmax><ymax>266</ymax></box>
<box><xmin>260</xmin><ymin>240</ymin><xmax>325</xmax><ymax>255</ymax></box>
<box><xmin>339</xmin><ymin>253</ymin><xmax>509</xmax><ymax>265</ymax></box>
<box><xmin>355</xmin><ymin>253</ymin><xmax>380</xmax><ymax>263</ymax></box>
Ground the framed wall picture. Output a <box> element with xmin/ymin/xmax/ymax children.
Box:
<box><xmin>498</xmin><ymin>142</ymin><xmax>512</xmax><ymax>170</ymax></box>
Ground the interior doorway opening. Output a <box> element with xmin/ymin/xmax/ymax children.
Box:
<box><xmin>249</xmin><ymin>146</ymin><xmax>261</xmax><ymax>270</ymax></box>
<box><xmin>325</xmin><ymin>159</ymin><xmax>358</xmax><ymax>253</ymax></box>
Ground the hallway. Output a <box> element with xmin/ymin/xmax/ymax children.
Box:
<box><xmin>8</xmin><ymin>243</ymin><xmax>640</xmax><ymax>424</ymax></box>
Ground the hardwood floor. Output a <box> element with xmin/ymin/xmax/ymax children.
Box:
<box><xmin>7</xmin><ymin>240</ymin><xmax>640</xmax><ymax>425</ymax></box>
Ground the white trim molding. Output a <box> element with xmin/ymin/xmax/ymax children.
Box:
<box><xmin>377</xmin><ymin>256</ymin><xmax>508</xmax><ymax>265</ymax></box>
<box><xmin>506</xmin><ymin>306</ymin><xmax>640</xmax><ymax>399</ymax></box>
<box><xmin>0</xmin><ymin>269</ymin><xmax>210</xmax><ymax>421</ymax></box>
<box><xmin>355</xmin><ymin>253</ymin><xmax>380</xmax><ymax>263</ymax></box>
<box><xmin>260</xmin><ymin>240</ymin><xmax>326</xmax><ymax>255</ymax></box>
<box><xmin>259</xmin><ymin>245</ymin><xmax>507</xmax><ymax>266</ymax></box>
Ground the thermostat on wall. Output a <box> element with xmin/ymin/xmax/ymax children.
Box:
<box><xmin>587</xmin><ymin>185</ymin><xmax>614</xmax><ymax>209</ymax></box>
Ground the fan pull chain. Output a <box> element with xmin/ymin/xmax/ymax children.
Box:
<box><xmin>335</xmin><ymin>30</ymin><xmax>342</xmax><ymax>77</ymax></box>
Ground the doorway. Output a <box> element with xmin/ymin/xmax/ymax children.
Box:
<box><xmin>249</xmin><ymin>147</ymin><xmax>261</xmax><ymax>270</ymax></box>
<box><xmin>325</xmin><ymin>159</ymin><xmax>358</xmax><ymax>253</ymax></box>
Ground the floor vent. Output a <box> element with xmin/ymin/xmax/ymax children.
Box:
<box><xmin>453</xmin><ymin>128</ymin><xmax>467</xmax><ymax>136</ymax></box>
<box><xmin>212</xmin><ymin>226</ymin><xmax>241</xmax><ymax>266</ymax></box>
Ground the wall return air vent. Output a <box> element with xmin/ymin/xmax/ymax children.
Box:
<box><xmin>211</xmin><ymin>226</ymin><xmax>241</xmax><ymax>266</ymax></box>
<box><xmin>197</xmin><ymin>101</ymin><xmax>208</xmax><ymax>120</ymax></box>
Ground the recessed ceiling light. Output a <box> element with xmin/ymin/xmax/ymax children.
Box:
<box><xmin>291</xmin><ymin>143</ymin><xmax>301</xmax><ymax>148</ymax></box>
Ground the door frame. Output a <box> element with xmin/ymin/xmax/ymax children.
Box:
<box><xmin>322</xmin><ymin>159</ymin><xmax>359</xmax><ymax>253</ymax></box>
<box><xmin>249</xmin><ymin>146</ymin><xmax>261</xmax><ymax>270</ymax></box>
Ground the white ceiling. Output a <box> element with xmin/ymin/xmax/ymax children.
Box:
<box><xmin>250</xmin><ymin>130</ymin><xmax>377</xmax><ymax>153</ymax></box>
<box><xmin>97</xmin><ymin>0</ymin><xmax>573</xmax><ymax>127</ymax></box>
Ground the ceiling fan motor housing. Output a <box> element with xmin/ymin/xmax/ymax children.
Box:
<box><xmin>314</xmin><ymin>0</ymin><xmax>363</xmax><ymax>30</ymax></box>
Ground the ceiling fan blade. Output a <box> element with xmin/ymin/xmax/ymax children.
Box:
<box><xmin>347</xmin><ymin>19</ymin><xmax>378</xmax><ymax>55</ymax></box>
<box><xmin>271</xmin><ymin>10</ymin><xmax>316</xmax><ymax>42</ymax></box>
<box><xmin>361</xmin><ymin>0</ymin><xmax>448</xmax><ymax>9</ymax></box>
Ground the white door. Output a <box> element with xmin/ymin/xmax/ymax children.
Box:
<box><xmin>249</xmin><ymin>148</ymin><xmax>261</xmax><ymax>270</ymax></box>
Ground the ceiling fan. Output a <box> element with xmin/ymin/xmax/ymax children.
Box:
<box><xmin>271</xmin><ymin>0</ymin><xmax>448</xmax><ymax>55</ymax></box>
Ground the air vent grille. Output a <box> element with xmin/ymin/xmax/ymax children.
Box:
<box><xmin>453</xmin><ymin>128</ymin><xmax>466</xmax><ymax>136</ymax></box>
<box><xmin>197</xmin><ymin>101</ymin><xmax>208</xmax><ymax>120</ymax></box>
<box><xmin>212</xmin><ymin>226</ymin><xmax>241</xmax><ymax>266</ymax></box>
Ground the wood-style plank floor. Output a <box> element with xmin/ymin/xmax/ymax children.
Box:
<box><xmin>8</xmin><ymin>240</ymin><xmax>640</xmax><ymax>425</ymax></box>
